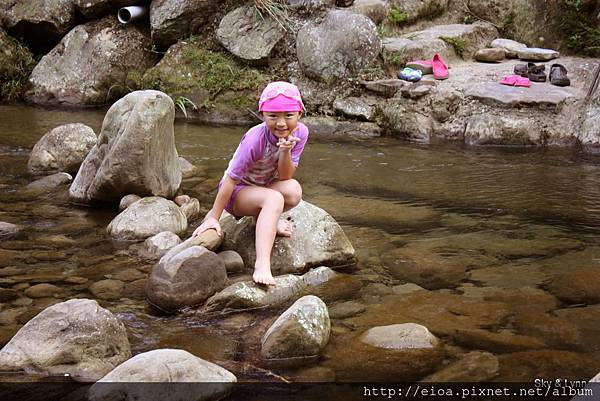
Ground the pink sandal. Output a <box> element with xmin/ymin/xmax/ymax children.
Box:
<box><xmin>500</xmin><ymin>75</ymin><xmax>519</xmax><ymax>86</ymax></box>
<box><xmin>514</xmin><ymin>76</ymin><xmax>531</xmax><ymax>87</ymax></box>
<box><xmin>432</xmin><ymin>54</ymin><xmax>449</xmax><ymax>80</ymax></box>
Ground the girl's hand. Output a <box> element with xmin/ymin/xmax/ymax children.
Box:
<box><xmin>192</xmin><ymin>216</ymin><xmax>222</xmax><ymax>237</ymax></box>
<box><xmin>277</xmin><ymin>134</ymin><xmax>300</xmax><ymax>152</ymax></box>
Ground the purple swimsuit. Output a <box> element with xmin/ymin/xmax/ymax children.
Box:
<box><xmin>221</xmin><ymin>122</ymin><xmax>309</xmax><ymax>216</ymax></box>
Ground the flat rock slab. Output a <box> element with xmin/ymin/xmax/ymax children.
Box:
<box><xmin>467</xmin><ymin>82</ymin><xmax>575</xmax><ymax>108</ymax></box>
<box><xmin>518</xmin><ymin>48</ymin><xmax>559</xmax><ymax>61</ymax></box>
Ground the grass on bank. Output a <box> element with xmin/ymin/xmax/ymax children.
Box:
<box><xmin>0</xmin><ymin>35</ymin><xmax>36</xmax><ymax>101</ymax></box>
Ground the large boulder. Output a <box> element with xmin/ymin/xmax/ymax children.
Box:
<box><xmin>261</xmin><ymin>295</ymin><xmax>330</xmax><ymax>359</ymax></box>
<box><xmin>2</xmin><ymin>0</ymin><xmax>76</xmax><ymax>52</ymax></box>
<box><xmin>107</xmin><ymin>197</ymin><xmax>187</xmax><ymax>241</ymax></box>
<box><xmin>69</xmin><ymin>90</ymin><xmax>181</xmax><ymax>204</ymax></box>
<box><xmin>27</xmin><ymin>17</ymin><xmax>157</xmax><ymax>106</ymax></box>
<box><xmin>216</xmin><ymin>5</ymin><xmax>286</xmax><ymax>64</ymax></box>
<box><xmin>350</xmin><ymin>0</ymin><xmax>390</xmax><ymax>24</ymax></box>
<box><xmin>389</xmin><ymin>0</ymin><xmax>448</xmax><ymax>23</ymax></box>
<box><xmin>296</xmin><ymin>9</ymin><xmax>380</xmax><ymax>81</ymax></box>
<box><xmin>220</xmin><ymin>200</ymin><xmax>356</xmax><ymax>275</ymax></box>
<box><xmin>74</xmin><ymin>0</ymin><xmax>138</xmax><ymax>19</ymax></box>
<box><xmin>146</xmin><ymin>244</ymin><xmax>227</xmax><ymax>313</ymax></box>
<box><xmin>88</xmin><ymin>349</ymin><xmax>236</xmax><ymax>401</ymax></box>
<box><xmin>0</xmin><ymin>299</ymin><xmax>131</xmax><ymax>382</ymax></box>
<box><xmin>464</xmin><ymin>114</ymin><xmax>542</xmax><ymax>146</ymax></box>
<box><xmin>150</xmin><ymin>0</ymin><xmax>215</xmax><ymax>49</ymax></box>
<box><xmin>27</xmin><ymin>123</ymin><xmax>96</xmax><ymax>174</ymax></box>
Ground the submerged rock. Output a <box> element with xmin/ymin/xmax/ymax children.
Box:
<box><xmin>89</xmin><ymin>279</ymin><xmax>125</xmax><ymax>300</ymax></box>
<box><xmin>0</xmin><ymin>299</ymin><xmax>130</xmax><ymax>382</ymax></box>
<box><xmin>88</xmin><ymin>349</ymin><xmax>236</xmax><ymax>401</ymax></box>
<box><xmin>107</xmin><ymin>197</ymin><xmax>187</xmax><ymax>241</ymax></box>
<box><xmin>28</xmin><ymin>17</ymin><xmax>157</xmax><ymax>106</ymax></box>
<box><xmin>69</xmin><ymin>90</ymin><xmax>181</xmax><ymax>204</ymax></box>
<box><xmin>220</xmin><ymin>200</ymin><xmax>355</xmax><ymax>275</ymax></box>
<box><xmin>261</xmin><ymin>295</ymin><xmax>330</xmax><ymax>359</ymax></box>
<box><xmin>296</xmin><ymin>9</ymin><xmax>380</xmax><ymax>81</ymax></box>
<box><xmin>146</xmin><ymin>244</ymin><xmax>227</xmax><ymax>313</ymax></box>
<box><xmin>26</xmin><ymin>172</ymin><xmax>72</xmax><ymax>191</ymax></box>
<box><xmin>27</xmin><ymin>124</ymin><xmax>96</xmax><ymax>174</ymax></box>
<box><xmin>422</xmin><ymin>351</ymin><xmax>499</xmax><ymax>382</ymax></box>
<box><xmin>547</xmin><ymin>268</ymin><xmax>600</xmax><ymax>304</ymax></box>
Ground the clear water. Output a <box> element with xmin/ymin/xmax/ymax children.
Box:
<box><xmin>1</xmin><ymin>105</ymin><xmax>599</xmax><ymax>383</ymax></box>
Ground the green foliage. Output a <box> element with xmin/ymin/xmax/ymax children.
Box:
<box><xmin>463</xmin><ymin>14</ymin><xmax>474</xmax><ymax>24</ymax></box>
<box><xmin>174</xmin><ymin>96</ymin><xmax>198</xmax><ymax>118</ymax></box>
<box><xmin>0</xmin><ymin>35</ymin><xmax>36</xmax><ymax>101</ymax></box>
<box><xmin>381</xmin><ymin>49</ymin><xmax>406</xmax><ymax>69</ymax></box>
<box><xmin>387</xmin><ymin>7</ymin><xmax>408</xmax><ymax>25</ymax></box>
<box><xmin>559</xmin><ymin>0</ymin><xmax>600</xmax><ymax>56</ymax></box>
<box><xmin>440</xmin><ymin>36</ymin><xmax>468</xmax><ymax>58</ymax></box>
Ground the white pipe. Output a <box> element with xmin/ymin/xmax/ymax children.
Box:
<box><xmin>117</xmin><ymin>6</ymin><xmax>148</xmax><ymax>24</ymax></box>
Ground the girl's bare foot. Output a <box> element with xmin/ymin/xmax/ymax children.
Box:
<box><xmin>253</xmin><ymin>259</ymin><xmax>276</xmax><ymax>286</ymax></box>
<box><xmin>276</xmin><ymin>219</ymin><xmax>293</xmax><ymax>237</ymax></box>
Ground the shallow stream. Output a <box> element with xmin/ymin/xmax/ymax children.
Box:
<box><xmin>1</xmin><ymin>105</ymin><xmax>599</xmax><ymax>384</ymax></box>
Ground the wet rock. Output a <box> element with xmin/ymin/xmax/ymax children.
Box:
<box><xmin>218</xmin><ymin>250</ymin><xmax>245</xmax><ymax>274</ymax></box>
<box><xmin>333</xmin><ymin>97</ymin><xmax>375</xmax><ymax>121</ymax></box>
<box><xmin>220</xmin><ymin>201</ymin><xmax>355</xmax><ymax>275</ymax></box>
<box><xmin>27</xmin><ymin>124</ymin><xmax>96</xmax><ymax>174</ymax></box>
<box><xmin>350</xmin><ymin>0</ymin><xmax>390</xmax><ymax>24</ymax></box>
<box><xmin>88</xmin><ymin>349</ymin><xmax>235</xmax><ymax>401</ymax></box>
<box><xmin>166</xmin><ymin>229</ymin><xmax>222</xmax><ymax>255</ymax></box>
<box><xmin>217</xmin><ymin>5</ymin><xmax>285</xmax><ymax>64</ymax></box>
<box><xmin>518</xmin><ymin>47</ymin><xmax>559</xmax><ymax>61</ymax></box>
<box><xmin>107</xmin><ymin>197</ymin><xmax>187</xmax><ymax>241</ymax></box>
<box><xmin>64</xmin><ymin>276</ymin><xmax>88</xmax><ymax>284</ymax></box>
<box><xmin>474</xmin><ymin>48</ymin><xmax>505</xmax><ymax>62</ymax></box>
<box><xmin>0</xmin><ymin>288</ymin><xmax>19</xmax><ymax>302</ymax></box>
<box><xmin>73</xmin><ymin>0</ymin><xmax>135</xmax><ymax>19</ymax></box>
<box><xmin>0</xmin><ymin>222</ymin><xmax>20</xmax><ymax>237</ymax></box>
<box><xmin>458</xmin><ymin>285</ymin><xmax>559</xmax><ymax>313</ymax></box>
<box><xmin>302</xmin><ymin>266</ymin><xmax>338</xmax><ymax>286</ymax></box>
<box><xmin>0</xmin><ymin>299</ymin><xmax>130</xmax><ymax>382</ymax></box>
<box><xmin>296</xmin><ymin>9</ymin><xmax>380</xmax><ymax>81</ymax></box>
<box><xmin>89</xmin><ymin>279</ymin><xmax>124</xmax><ymax>300</ymax></box>
<box><xmin>547</xmin><ymin>268</ymin><xmax>600</xmax><ymax>304</ymax></box>
<box><xmin>497</xmin><ymin>350</ymin><xmax>594</xmax><ymax>382</ymax></box>
<box><xmin>36</xmin><ymin>234</ymin><xmax>76</xmax><ymax>248</ymax></box>
<box><xmin>150</xmin><ymin>0</ymin><xmax>216</xmax><ymax>49</ymax></box>
<box><xmin>109</xmin><ymin>268</ymin><xmax>145</xmax><ymax>282</ymax></box>
<box><xmin>467</xmin><ymin>264</ymin><xmax>548</xmax><ymax>288</ymax></box>
<box><xmin>392</xmin><ymin>283</ymin><xmax>425</xmax><ymax>295</ymax></box>
<box><xmin>118</xmin><ymin>194</ymin><xmax>141</xmax><ymax>212</ymax></box>
<box><xmin>329</xmin><ymin>300</ymin><xmax>365</xmax><ymax>319</ymax></box>
<box><xmin>26</xmin><ymin>172</ymin><xmax>72</xmax><ymax>191</ymax></box>
<box><xmin>2</xmin><ymin>0</ymin><xmax>76</xmax><ymax>51</ymax></box>
<box><xmin>24</xmin><ymin>283</ymin><xmax>65</xmax><ymax>298</ymax></box>
<box><xmin>180</xmin><ymin>197</ymin><xmax>200</xmax><ymax>221</ymax></box>
<box><xmin>261</xmin><ymin>295</ymin><xmax>330</xmax><ymax>359</ymax></box>
<box><xmin>513</xmin><ymin>311</ymin><xmax>581</xmax><ymax>349</ymax></box>
<box><xmin>423</xmin><ymin>351</ymin><xmax>499</xmax><ymax>382</ymax></box>
<box><xmin>360</xmin><ymin>79</ymin><xmax>408</xmax><ymax>98</ymax></box>
<box><xmin>179</xmin><ymin>157</ymin><xmax>199</xmax><ymax>179</ymax></box>
<box><xmin>28</xmin><ymin>17</ymin><xmax>157</xmax><ymax>106</ymax></box>
<box><xmin>141</xmin><ymin>231</ymin><xmax>182</xmax><ymax>259</ymax></box>
<box><xmin>454</xmin><ymin>328</ymin><xmax>546</xmax><ymax>353</ymax></box>
<box><xmin>289</xmin><ymin>366</ymin><xmax>336</xmax><ymax>382</ymax></box>
<box><xmin>146</xmin><ymin>245</ymin><xmax>227</xmax><ymax>313</ymax></box>
<box><xmin>467</xmin><ymin>84</ymin><xmax>574</xmax><ymax>111</ymax></box>
<box><xmin>69</xmin><ymin>90</ymin><xmax>181</xmax><ymax>204</ymax></box>
<box><xmin>554</xmin><ymin>306</ymin><xmax>600</xmax><ymax>352</ymax></box>
<box><xmin>124</xmin><ymin>278</ymin><xmax>147</xmax><ymax>300</ymax></box>
<box><xmin>301</xmin><ymin>116</ymin><xmax>382</xmax><ymax>138</ymax></box>
<box><xmin>490</xmin><ymin>38</ymin><xmax>527</xmax><ymax>58</ymax></box>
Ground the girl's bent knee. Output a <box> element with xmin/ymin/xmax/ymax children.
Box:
<box><xmin>263</xmin><ymin>191</ymin><xmax>285</xmax><ymax>212</ymax></box>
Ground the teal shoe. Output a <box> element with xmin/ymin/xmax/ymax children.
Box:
<box><xmin>398</xmin><ymin>67</ymin><xmax>422</xmax><ymax>82</ymax></box>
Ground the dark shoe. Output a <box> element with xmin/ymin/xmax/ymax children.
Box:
<box><xmin>526</xmin><ymin>62</ymin><xmax>546</xmax><ymax>82</ymax></box>
<box><xmin>550</xmin><ymin>64</ymin><xmax>570</xmax><ymax>86</ymax></box>
<box><xmin>514</xmin><ymin>63</ymin><xmax>528</xmax><ymax>76</ymax></box>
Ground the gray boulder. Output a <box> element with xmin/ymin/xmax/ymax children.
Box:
<box><xmin>350</xmin><ymin>0</ymin><xmax>390</xmax><ymax>24</ymax></box>
<box><xmin>261</xmin><ymin>295</ymin><xmax>330</xmax><ymax>359</ymax></box>
<box><xmin>179</xmin><ymin>157</ymin><xmax>199</xmax><ymax>179</ymax></box>
<box><xmin>69</xmin><ymin>90</ymin><xmax>181</xmax><ymax>204</ymax></box>
<box><xmin>73</xmin><ymin>0</ymin><xmax>137</xmax><ymax>19</ymax></box>
<box><xmin>581</xmin><ymin>99</ymin><xmax>600</xmax><ymax>154</ymax></box>
<box><xmin>490</xmin><ymin>38</ymin><xmax>527</xmax><ymax>58</ymax></box>
<box><xmin>146</xmin><ymin>244</ymin><xmax>227</xmax><ymax>313</ymax></box>
<box><xmin>107</xmin><ymin>197</ymin><xmax>187</xmax><ymax>241</ymax></box>
<box><xmin>150</xmin><ymin>0</ymin><xmax>215</xmax><ymax>49</ymax></box>
<box><xmin>517</xmin><ymin>47</ymin><xmax>559</xmax><ymax>61</ymax></box>
<box><xmin>296</xmin><ymin>9</ymin><xmax>380</xmax><ymax>81</ymax></box>
<box><xmin>141</xmin><ymin>231</ymin><xmax>182</xmax><ymax>259</ymax></box>
<box><xmin>218</xmin><ymin>250</ymin><xmax>245</xmax><ymax>274</ymax></box>
<box><xmin>333</xmin><ymin>97</ymin><xmax>375</xmax><ymax>121</ymax></box>
<box><xmin>26</xmin><ymin>172</ymin><xmax>72</xmax><ymax>191</ymax></box>
<box><xmin>27</xmin><ymin>17</ymin><xmax>157</xmax><ymax>106</ymax></box>
<box><xmin>2</xmin><ymin>0</ymin><xmax>76</xmax><ymax>50</ymax></box>
<box><xmin>27</xmin><ymin>123</ymin><xmax>96</xmax><ymax>174</ymax></box>
<box><xmin>88</xmin><ymin>349</ymin><xmax>236</xmax><ymax>401</ymax></box>
<box><xmin>464</xmin><ymin>114</ymin><xmax>541</xmax><ymax>146</ymax></box>
<box><xmin>118</xmin><ymin>194</ymin><xmax>141</xmax><ymax>211</ymax></box>
<box><xmin>202</xmin><ymin>266</ymin><xmax>337</xmax><ymax>313</ymax></box>
<box><xmin>217</xmin><ymin>5</ymin><xmax>286</xmax><ymax>64</ymax></box>
<box><xmin>389</xmin><ymin>0</ymin><xmax>448</xmax><ymax>23</ymax></box>
<box><xmin>220</xmin><ymin>200</ymin><xmax>356</xmax><ymax>275</ymax></box>
<box><xmin>180</xmin><ymin>197</ymin><xmax>200</xmax><ymax>221</ymax></box>
<box><xmin>0</xmin><ymin>299</ymin><xmax>130</xmax><ymax>382</ymax></box>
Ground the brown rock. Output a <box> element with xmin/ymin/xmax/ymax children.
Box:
<box><xmin>547</xmin><ymin>268</ymin><xmax>600</xmax><ymax>304</ymax></box>
<box><xmin>89</xmin><ymin>279</ymin><xmax>125</xmax><ymax>300</ymax></box>
<box><xmin>24</xmin><ymin>283</ymin><xmax>65</xmax><ymax>298</ymax></box>
<box><xmin>474</xmin><ymin>48</ymin><xmax>505</xmax><ymax>62</ymax></box>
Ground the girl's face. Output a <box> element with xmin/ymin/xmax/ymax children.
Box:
<box><xmin>262</xmin><ymin>111</ymin><xmax>302</xmax><ymax>138</ymax></box>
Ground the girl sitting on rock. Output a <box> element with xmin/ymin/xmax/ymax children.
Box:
<box><xmin>192</xmin><ymin>81</ymin><xmax>308</xmax><ymax>286</ymax></box>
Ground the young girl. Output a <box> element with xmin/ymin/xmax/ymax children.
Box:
<box><xmin>192</xmin><ymin>81</ymin><xmax>308</xmax><ymax>286</ymax></box>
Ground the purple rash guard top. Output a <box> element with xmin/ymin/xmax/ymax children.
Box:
<box><xmin>224</xmin><ymin>122</ymin><xmax>309</xmax><ymax>185</ymax></box>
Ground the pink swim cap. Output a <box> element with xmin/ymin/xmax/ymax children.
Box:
<box><xmin>258</xmin><ymin>81</ymin><xmax>305</xmax><ymax>112</ymax></box>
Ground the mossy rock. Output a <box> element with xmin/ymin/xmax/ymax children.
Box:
<box><xmin>135</xmin><ymin>37</ymin><xmax>270</xmax><ymax>121</ymax></box>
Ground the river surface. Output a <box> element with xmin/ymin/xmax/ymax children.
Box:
<box><xmin>0</xmin><ymin>105</ymin><xmax>599</xmax><ymax>385</ymax></box>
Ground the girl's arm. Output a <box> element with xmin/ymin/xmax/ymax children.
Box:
<box><xmin>192</xmin><ymin>175</ymin><xmax>238</xmax><ymax>237</ymax></box>
<box><xmin>277</xmin><ymin>146</ymin><xmax>296</xmax><ymax>180</ymax></box>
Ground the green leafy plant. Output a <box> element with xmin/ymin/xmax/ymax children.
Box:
<box><xmin>174</xmin><ymin>96</ymin><xmax>198</xmax><ymax>118</ymax></box>
<box><xmin>0</xmin><ymin>35</ymin><xmax>36</xmax><ymax>101</ymax></box>
<box><xmin>559</xmin><ymin>0</ymin><xmax>600</xmax><ymax>56</ymax></box>
<box><xmin>252</xmin><ymin>0</ymin><xmax>293</xmax><ymax>31</ymax></box>
<box><xmin>440</xmin><ymin>36</ymin><xmax>468</xmax><ymax>58</ymax></box>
